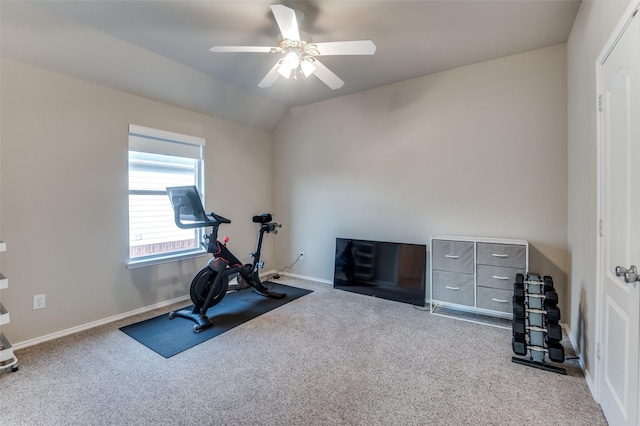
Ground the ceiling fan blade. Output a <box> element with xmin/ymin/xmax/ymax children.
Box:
<box><xmin>271</xmin><ymin>4</ymin><xmax>300</xmax><ymax>41</ymax></box>
<box><xmin>209</xmin><ymin>46</ymin><xmax>274</xmax><ymax>53</ymax></box>
<box><xmin>311</xmin><ymin>59</ymin><xmax>344</xmax><ymax>90</ymax></box>
<box><xmin>313</xmin><ymin>40</ymin><xmax>377</xmax><ymax>56</ymax></box>
<box><xmin>300</xmin><ymin>60</ymin><xmax>316</xmax><ymax>77</ymax></box>
<box><xmin>258</xmin><ymin>61</ymin><xmax>283</xmax><ymax>88</ymax></box>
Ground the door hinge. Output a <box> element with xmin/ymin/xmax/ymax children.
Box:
<box><xmin>599</xmin><ymin>219</ymin><xmax>603</xmax><ymax>237</ymax></box>
<box><xmin>598</xmin><ymin>94</ymin><xmax>604</xmax><ymax>112</ymax></box>
<box><xmin>596</xmin><ymin>342</ymin><xmax>600</xmax><ymax>360</ymax></box>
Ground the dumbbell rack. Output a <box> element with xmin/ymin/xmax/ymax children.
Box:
<box><xmin>511</xmin><ymin>273</ymin><xmax>566</xmax><ymax>375</ymax></box>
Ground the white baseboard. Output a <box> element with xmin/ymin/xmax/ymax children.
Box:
<box><xmin>564</xmin><ymin>323</ymin><xmax>597</xmax><ymax>399</ymax></box>
<box><xmin>282</xmin><ymin>271</ymin><xmax>332</xmax><ymax>284</ymax></box>
<box><xmin>563</xmin><ymin>322</ymin><xmax>585</xmax><ymax>370</ymax></box>
<box><xmin>12</xmin><ymin>269</ymin><xmax>282</xmax><ymax>351</ymax></box>
<box><xmin>13</xmin><ymin>294</ymin><xmax>191</xmax><ymax>351</ymax></box>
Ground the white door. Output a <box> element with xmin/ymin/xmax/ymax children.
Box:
<box><xmin>597</xmin><ymin>9</ymin><xmax>640</xmax><ymax>426</ymax></box>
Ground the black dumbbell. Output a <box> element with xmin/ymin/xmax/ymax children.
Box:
<box><xmin>514</xmin><ymin>282</ymin><xmax>525</xmax><ymax>301</ymax></box>
<box><xmin>513</xmin><ymin>296</ymin><xmax>526</xmax><ymax>319</ymax></box>
<box><xmin>545</xmin><ymin>290</ymin><xmax>558</xmax><ymax>307</ymax></box>
<box><xmin>545</xmin><ymin>321</ymin><xmax>562</xmax><ymax>342</ymax></box>
<box><xmin>512</xmin><ymin>317</ymin><xmax>526</xmax><ymax>335</ymax></box>
<box><xmin>512</xmin><ymin>335</ymin><xmax>527</xmax><ymax>356</ymax></box>
<box><xmin>547</xmin><ymin>341</ymin><xmax>565</xmax><ymax>363</ymax></box>
<box><xmin>544</xmin><ymin>276</ymin><xmax>555</xmax><ymax>292</ymax></box>
<box><xmin>545</xmin><ymin>304</ymin><xmax>561</xmax><ymax>322</ymax></box>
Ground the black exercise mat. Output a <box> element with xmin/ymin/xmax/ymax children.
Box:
<box><xmin>120</xmin><ymin>283</ymin><xmax>312</xmax><ymax>358</ymax></box>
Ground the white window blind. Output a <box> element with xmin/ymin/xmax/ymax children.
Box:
<box><xmin>127</xmin><ymin>125</ymin><xmax>205</xmax><ymax>267</ymax></box>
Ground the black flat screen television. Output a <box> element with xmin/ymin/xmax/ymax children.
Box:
<box><xmin>333</xmin><ymin>238</ymin><xmax>426</xmax><ymax>306</ymax></box>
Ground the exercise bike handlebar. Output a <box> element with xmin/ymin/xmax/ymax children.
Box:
<box><xmin>172</xmin><ymin>206</ymin><xmax>231</xmax><ymax>230</ymax></box>
<box><xmin>265</xmin><ymin>223</ymin><xmax>282</xmax><ymax>234</ymax></box>
<box><xmin>209</xmin><ymin>212</ymin><xmax>231</xmax><ymax>225</ymax></box>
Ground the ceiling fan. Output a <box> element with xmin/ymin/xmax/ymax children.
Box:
<box><xmin>209</xmin><ymin>4</ymin><xmax>376</xmax><ymax>90</ymax></box>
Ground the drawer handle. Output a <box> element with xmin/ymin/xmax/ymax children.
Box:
<box><xmin>491</xmin><ymin>298</ymin><xmax>508</xmax><ymax>303</ymax></box>
<box><xmin>492</xmin><ymin>254</ymin><xmax>509</xmax><ymax>258</ymax></box>
<box><xmin>492</xmin><ymin>276</ymin><xmax>509</xmax><ymax>280</ymax></box>
<box><xmin>445</xmin><ymin>286</ymin><xmax>460</xmax><ymax>290</ymax></box>
<box><xmin>445</xmin><ymin>255</ymin><xmax>460</xmax><ymax>259</ymax></box>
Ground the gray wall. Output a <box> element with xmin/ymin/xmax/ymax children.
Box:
<box><xmin>273</xmin><ymin>44</ymin><xmax>569</xmax><ymax>309</ymax></box>
<box><xmin>566</xmin><ymin>0</ymin><xmax>631</xmax><ymax>391</ymax></box>
<box><xmin>0</xmin><ymin>58</ymin><xmax>275</xmax><ymax>343</ymax></box>
<box><xmin>1</xmin><ymin>19</ymin><xmax>601</xmax><ymax>359</ymax></box>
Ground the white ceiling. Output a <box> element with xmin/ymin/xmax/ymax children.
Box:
<box><xmin>1</xmin><ymin>1</ymin><xmax>580</xmax><ymax>129</ymax></box>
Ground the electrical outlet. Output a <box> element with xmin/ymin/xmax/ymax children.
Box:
<box><xmin>33</xmin><ymin>294</ymin><xmax>46</xmax><ymax>310</ymax></box>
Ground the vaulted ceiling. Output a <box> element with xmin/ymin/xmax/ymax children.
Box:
<box><xmin>1</xmin><ymin>1</ymin><xmax>581</xmax><ymax>130</ymax></box>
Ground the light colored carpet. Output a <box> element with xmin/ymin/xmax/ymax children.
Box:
<box><xmin>0</xmin><ymin>277</ymin><xmax>605</xmax><ymax>425</ymax></box>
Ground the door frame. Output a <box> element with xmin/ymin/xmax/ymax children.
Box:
<box><xmin>594</xmin><ymin>0</ymin><xmax>640</xmax><ymax>413</ymax></box>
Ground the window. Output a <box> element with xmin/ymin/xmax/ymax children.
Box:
<box><xmin>127</xmin><ymin>125</ymin><xmax>205</xmax><ymax>267</ymax></box>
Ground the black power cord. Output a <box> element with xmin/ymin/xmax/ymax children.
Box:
<box><xmin>269</xmin><ymin>253</ymin><xmax>303</xmax><ymax>280</ymax></box>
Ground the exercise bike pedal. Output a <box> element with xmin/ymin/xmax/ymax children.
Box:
<box><xmin>253</xmin><ymin>288</ymin><xmax>286</xmax><ymax>299</ymax></box>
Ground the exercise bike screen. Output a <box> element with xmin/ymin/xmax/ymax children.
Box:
<box><xmin>333</xmin><ymin>238</ymin><xmax>426</xmax><ymax>306</ymax></box>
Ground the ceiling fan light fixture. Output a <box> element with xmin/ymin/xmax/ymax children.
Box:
<box><xmin>277</xmin><ymin>64</ymin><xmax>294</xmax><ymax>79</ymax></box>
<box><xmin>283</xmin><ymin>51</ymin><xmax>300</xmax><ymax>69</ymax></box>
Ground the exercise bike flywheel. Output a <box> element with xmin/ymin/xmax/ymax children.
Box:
<box><xmin>190</xmin><ymin>266</ymin><xmax>228</xmax><ymax>309</ymax></box>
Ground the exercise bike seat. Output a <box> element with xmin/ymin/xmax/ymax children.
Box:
<box><xmin>252</xmin><ymin>213</ymin><xmax>272</xmax><ymax>224</ymax></box>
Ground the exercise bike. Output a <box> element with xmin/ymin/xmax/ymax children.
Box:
<box><xmin>166</xmin><ymin>185</ymin><xmax>285</xmax><ymax>333</ymax></box>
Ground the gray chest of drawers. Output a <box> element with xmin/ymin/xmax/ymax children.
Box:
<box><xmin>430</xmin><ymin>236</ymin><xmax>528</xmax><ymax>319</ymax></box>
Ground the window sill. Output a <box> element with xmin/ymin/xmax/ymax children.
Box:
<box><xmin>126</xmin><ymin>251</ymin><xmax>208</xmax><ymax>269</ymax></box>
